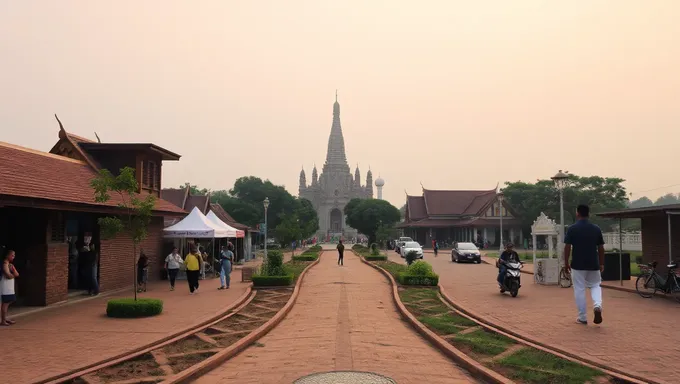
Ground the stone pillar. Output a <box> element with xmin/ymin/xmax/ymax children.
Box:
<box><xmin>483</xmin><ymin>228</ymin><xmax>488</xmax><ymax>243</ymax></box>
<box><xmin>510</xmin><ymin>228</ymin><xmax>515</xmax><ymax>245</ymax></box>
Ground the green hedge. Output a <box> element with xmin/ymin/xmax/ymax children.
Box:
<box><xmin>252</xmin><ymin>274</ymin><xmax>294</xmax><ymax>287</ymax></box>
<box><xmin>106</xmin><ymin>298</ymin><xmax>164</xmax><ymax>318</ymax></box>
<box><xmin>397</xmin><ymin>273</ymin><xmax>439</xmax><ymax>286</ymax></box>
<box><xmin>364</xmin><ymin>255</ymin><xmax>387</xmax><ymax>261</ymax></box>
<box><xmin>292</xmin><ymin>254</ymin><xmax>318</xmax><ymax>261</ymax></box>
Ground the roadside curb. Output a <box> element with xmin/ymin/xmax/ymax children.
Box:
<box><xmin>43</xmin><ymin>287</ymin><xmax>253</xmax><ymax>384</ymax></box>
<box><xmin>438</xmin><ymin>285</ymin><xmax>652</xmax><ymax>384</ymax></box>
<box><xmin>163</xmin><ymin>253</ymin><xmax>322</xmax><ymax>384</ymax></box>
<box><xmin>356</xmin><ymin>252</ymin><xmax>515</xmax><ymax>384</ymax></box>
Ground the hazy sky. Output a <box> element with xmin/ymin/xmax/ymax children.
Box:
<box><xmin>1</xmin><ymin>1</ymin><xmax>679</xmax><ymax>207</ymax></box>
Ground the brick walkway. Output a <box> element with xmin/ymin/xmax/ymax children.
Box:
<box><xmin>1</xmin><ymin>270</ymin><xmax>251</xmax><ymax>384</ymax></box>
<box><xmin>196</xmin><ymin>251</ymin><xmax>477</xmax><ymax>384</ymax></box>
<box><xmin>387</xmin><ymin>251</ymin><xmax>679</xmax><ymax>384</ymax></box>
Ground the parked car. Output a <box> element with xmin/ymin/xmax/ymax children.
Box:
<box><xmin>400</xmin><ymin>241</ymin><xmax>424</xmax><ymax>259</ymax></box>
<box><xmin>395</xmin><ymin>236</ymin><xmax>413</xmax><ymax>255</ymax></box>
<box><xmin>451</xmin><ymin>242</ymin><xmax>481</xmax><ymax>263</ymax></box>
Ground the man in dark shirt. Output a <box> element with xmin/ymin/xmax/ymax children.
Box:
<box><xmin>337</xmin><ymin>240</ymin><xmax>345</xmax><ymax>266</ymax></box>
<box><xmin>563</xmin><ymin>204</ymin><xmax>605</xmax><ymax>325</ymax></box>
<box><xmin>497</xmin><ymin>243</ymin><xmax>519</xmax><ymax>286</ymax></box>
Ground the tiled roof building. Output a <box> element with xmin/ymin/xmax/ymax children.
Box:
<box><xmin>0</xmin><ymin>117</ymin><xmax>184</xmax><ymax>306</ymax></box>
<box><xmin>399</xmin><ymin>187</ymin><xmax>522</xmax><ymax>248</ymax></box>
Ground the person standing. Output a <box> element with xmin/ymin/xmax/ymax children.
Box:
<box><xmin>184</xmin><ymin>246</ymin><xmax>202</xmax><ymax>294</ymax></box>
<box><xmin>137</xmin><ymin>250</ymin><xmax>149</xmax><ymax>293</ymax></box>
<box><xmin>165</xmin><ymin>247</ymin><xmax>183</xmax><ymax>291</ymax></box>
<box><xmin>1</xmin><ymin>249</ymin><xmax>19</xmax><ymax>326</ymax></box>
<box><xmin>337</xmin><ymin>240</ymin><xmax>345</xmax><ymax>266</ymax></box>
<box><xmin>218</xmin><ymin>244</ymin><xmax>234</xmax><ymax>290</ymax></box>
<box><xmin>563</xmin><ymin>204</ymin><xmax>605</xmax><ymax>325</ymax></box>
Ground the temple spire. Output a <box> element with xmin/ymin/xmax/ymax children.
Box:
<box><xmin>324</xmin><ymin>94</ymin><xmax>349</xmax><ymax>170</ymax></box>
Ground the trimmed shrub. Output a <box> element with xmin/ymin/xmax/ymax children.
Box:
<box><xmin>252</xmin><ymin>274</ymin><xmax>294</xmax><ymax>287</ymax></box>
<box><xmin>397</xmin><ymin>273</ymin><xmax>439</xmax><ymax>286</ymax></box>
<box><xmin>308</xmin><ymin>245</ymin><xmax>322</xmax><ymax>252</ymax></box>
<box><xmin>263</xmin><ymin>250</ymin><xmax>284</xmax><ymax>275</ymax></box>
<box><xmin>365</xmin><ymin>255</ymin><xmax>388</xmax><ymax>261</ymax></box>
<box><xmin>352</xmin><ymin>244</ymin><xmax>367</xmax><ymax>250</ymax></box>
<box><xmin>405</xmin><ymin>250</ymin><xmax>420</xmax><ymax>265</ymax></box>
<box><xmin>106</xmin><ymin>298</ymin><xmax>163</xmax><ymax>318</ymax></box>
<box><xmin>292</xmin><ymin>254</ymin><xmax>318</xmax><ymax>261</ymax></box>
<box><xmin>407</xmin><ymin>260</ymin><xmax>434</xmax><ymax>276</ymax></box>
<box><xmin>370</xmin><ymin>243</ymin><xmax>380</xmax><ymax>256</ymax></box>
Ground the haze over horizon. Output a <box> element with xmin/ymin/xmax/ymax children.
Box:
<box><xmin>1</xmin><ymin>1</ymin><xmax>679</xmax><ymax>207</ymax></box>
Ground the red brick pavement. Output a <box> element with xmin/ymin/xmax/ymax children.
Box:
<box><xmin>387</xmin><ymin>251</ymin><xmax>679</xmax><ymax>384</ymax></box>
<box><xmin>1</xmin><ymin>270</ymin><xmax>250</xmax><ymax>384</ymax></box>
<box><xmin>196</xmin><ymin>251</ymin><xmax>477</xmax><ymax>384</ymax></box>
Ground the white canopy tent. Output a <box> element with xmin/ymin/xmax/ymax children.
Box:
<box><xmin>163</xmin><ymin>207</ymin><xmax>230</xmax><ymax>238</ymax></box>
<box><xmin>206</xmin><ymin>211</ymin><xmax>245</xmax><ymax>238</ymax></box>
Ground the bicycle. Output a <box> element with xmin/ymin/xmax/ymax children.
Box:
<box><xmin>635</xmin><ymin>261</ymin><xmax>680</xmax><ymax>302</ymax></box>
<box><xmin>559</xmin><ymin>266</ymin><xmax>572</xmax><ymax>288</ymax></box>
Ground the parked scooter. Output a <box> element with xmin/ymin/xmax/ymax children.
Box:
<box><xmin>498</xmin><ymin>259</ymin><xmax>523</xmax><ymax>297</ymax></box>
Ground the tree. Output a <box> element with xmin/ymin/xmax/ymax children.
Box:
<box><xmin>275</xmin><ymin>214</ymin><xmax>302</xmax><ymax>247</ymax></box>
<box><xmin>344</xmin><ymin>199</ymin><xmax>401</xmax><ymax>244</ymax></box>
<box><xmin>502</xmin><ymin>174</ymin><xmax>628</xmax><ymax>232</ymax></box>
<box><xmin>629</xmin><ymin>196</ymin><xmax>654</xmax><ymax>208</ymax></box>
<box><xmin>399</xmin><ymin>204</ymin><xmax>407</xmax><ymax>220</ymax></box>
<box><xmin>376</xmin><ymin>224</ymin><xmax>399</xmax><ymax>248</ymax></box>
<box><xmin>296</xmin><ymin>198</ymin><xmax>319</xmax><ymax>239</ymax></box>
<box><xmin>91</xmin><ymin>167</ymin><xmax>155</xmax><ymax>301</ymax></box>
<box><xmin>654</xmin><ymin>193</ymin><xmax>679</xmax><ymax>206</ymax></box>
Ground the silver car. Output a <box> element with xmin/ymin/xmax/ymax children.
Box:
<box><xmin>400</xmin><ymin>241</ymin><xmax>424</xmax><ymax>259</ymax></box>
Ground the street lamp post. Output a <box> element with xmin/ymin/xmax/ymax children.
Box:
<box><xmin>497</xmin><ymin>191</ymin><xmax>504</xmax><ymax>251</ymax></box>
<box><xmin>263</xmin><ymin>197</ymin><xmax>270</xmax><ymax>261</ymax></box>
<box><xmin>551</xmin><ymin>170</ymin><xmax>569</xmax><ymax>265</ymax></box>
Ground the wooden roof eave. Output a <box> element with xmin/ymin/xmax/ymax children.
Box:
<box><xmin>0</xmin><ymin>195</ymin><xmax>186</xmax><ymax>217</ymax></box>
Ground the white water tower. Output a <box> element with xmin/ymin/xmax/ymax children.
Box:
<box><xmin>375</xmin><ymin>175</ymin><xmax>385</xmax><ymax>200</ymax></box>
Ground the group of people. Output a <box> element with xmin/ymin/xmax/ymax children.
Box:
<box><xmin>496</xmin><ymin>204</ymin><xmax>605</xmax><ymax>325</ymax></box>
<box><xmin>157</xmin><ymin>243</ymin><xmax>235</xmax><ymax>294</ymax></box>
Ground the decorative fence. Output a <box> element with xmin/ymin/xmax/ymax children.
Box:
<box><xmin>603</xmin><ymin>232</ymin><xmax>642</xmax><ymax>251</ymax></box>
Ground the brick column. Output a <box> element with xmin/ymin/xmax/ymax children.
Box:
<box><xmin>45</xmin><ymin>243</ymin><xmax>69</xmax><ymax>305</ymax></box>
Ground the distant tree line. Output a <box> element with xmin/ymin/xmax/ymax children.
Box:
<box><xmin>629</xmin><ymin>193</ymin><xmax>680</xmax><ymax>208</ymax></box>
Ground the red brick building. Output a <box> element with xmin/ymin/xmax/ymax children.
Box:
<box><xmin>0</xmin><ymin>124</ymin><xmax>185</xmax><ymax>306</ymax></box>
<box><xmin>398</xmin><ymin>187</ymin><xmax>522</xmax><ymax>248</ymax></box>
<box><xmin>599</xmin><ymin>204</ymin><xmax>680</xmax><ymax>264</ymax></box>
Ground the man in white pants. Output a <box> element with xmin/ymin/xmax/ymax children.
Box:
<box><xmin>563</xmin><ymin>204</ymin><xmax>605</xmax><ymax>325</ymax></box>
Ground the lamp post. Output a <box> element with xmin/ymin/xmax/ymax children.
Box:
<box><xmin>551</xmin><ymin>170</ymin><xmax>569</xmax><ymax>264</ymax></box>
<box><xmin>497</xmin><ymin>191</ymin><xmax>504</xmax><ymax>251</ymax></box>
<box><xmin>263</xmin><ymin>197</ymin><xmax>270</xmax><ymax>261</ymax></box>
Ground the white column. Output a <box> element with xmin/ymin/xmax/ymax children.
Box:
<box><xmin>483</xmin><ymin>228</ymin><xmax>488</xmax><ymax>243</ymax></box>
<box><xmin>510</xmin><ymin>228</ymin><xmax>515</xmax><ymax>244</ymax></box>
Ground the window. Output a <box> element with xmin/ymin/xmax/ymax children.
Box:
<box><xmin>144</xmin><ymin>160</ymin><xmax>158</xmax><ymax>190</ymax></box>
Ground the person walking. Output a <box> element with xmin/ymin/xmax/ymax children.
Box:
<box><xmin>337</xmin><ymin>240</ymin><xmax>345</xmax><ymax>266</ymax></box>
<box><xmin>137</xmin><ymin>250</ymin><xmax>149</xmax><ymax>293</ymax></box>
<box><xmin>164</xmin><ymin>247</ymin><xmax>183</xmax><ymax>291</ymax></box>
<box><xmin>1</xmin><ymin>249</ymin><xmax>19</xmax><ymax>326</ymax></box>
<box><xmin>184</xmin><ymin>246</ymin><xmax>202</xmax><ymax>294</ymax></box>
<box><xmin>218</xmin><ymin>244</ymin><xmax>234</xmax><ymax>290</ymax></box>
<box><xmin>563</xmin><ymin>204</ymin><xmax>605</xmax><ymax>325</ymax></box>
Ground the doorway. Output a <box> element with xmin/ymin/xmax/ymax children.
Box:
<box><xmin>330</xmin><ymin>208</ymin><xmax>343</xmax><ymax>232</ymax></box>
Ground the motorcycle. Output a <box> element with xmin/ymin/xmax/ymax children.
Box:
<box><xmin>498</xmin><ymin>259</ymin><xmax>523</xmax><ymax>297</ymax></box>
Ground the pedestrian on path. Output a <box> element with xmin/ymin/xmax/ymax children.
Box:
<box><xmin>137</xmin><ymin>250</ymin><xmax>149</xmax><ymax>293</ymax></box>
<box><xmin>337</xmin><ymin>240</ymin><xmax>345</xmax><ymax>266</ymax></box>
<box><xmin>1</xmin><ymin>248</ymin><xmax>19</xmax><ymax>326</ymax></box>
<box><xmin>164</xmin><ymin>247</ymin><xmax>183</xmax><ymax>291</ymax></box>
<box><xmin>185</xmin><ymin>246</ymin><xmax>202</xmax><ymax>294</ymax></box>
<box><xmin>219</xmin><ymin>244</ymin><xmax>234</xmax><ymax>290</ymax></box>
<box><xmin>563</xmin><ymin>204</ymin><xmax>605</xmax><ymax>325</ymax></box>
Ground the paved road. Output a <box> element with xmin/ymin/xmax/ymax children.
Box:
<box><xmin>387</xmin><ymin>250</ymin><xmax>679</xmax><ymax>384</ymax></box>
<box><xmin>197</xmin><ymin>250</ymin><xmax>477</xmax><ymax>384</ymax></box>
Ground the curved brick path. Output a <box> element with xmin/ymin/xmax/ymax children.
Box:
<box><xmin>389</xmin><ymin>250</ymin><xmax>679</xmax><ymax>384</ymax></box>
<box><xmin>196</xmin><ymin>251</ymin><xmax>477</xmax><ymax>384</ymax></box>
